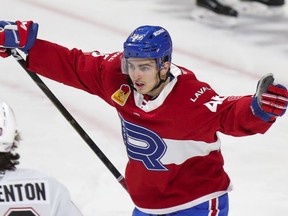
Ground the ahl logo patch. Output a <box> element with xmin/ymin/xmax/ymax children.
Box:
<box><xmin>111</xmin><ymin>84</ymin><xmax>131</xmax><ymax>106</ymax></box>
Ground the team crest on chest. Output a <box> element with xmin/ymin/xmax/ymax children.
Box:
<box><xmin>111</xmin><ymin>84</ymin><xmax>131</xmax><ymax>106</ymax></box>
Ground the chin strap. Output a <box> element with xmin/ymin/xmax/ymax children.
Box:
<box><xmin>149</xmin><ymin>69</ymin><xmax>171</xmax><ymax>92</ymax></box>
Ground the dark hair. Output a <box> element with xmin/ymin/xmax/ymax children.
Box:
<box><xmin>0</xmin><ymin>133</ymin><xmax>21</xmax><ymax>171</ymax></box>
<box><xmin>0</xmin><ymin>152</ymin><xmax>20</xmax><ymax>171</ymax></box>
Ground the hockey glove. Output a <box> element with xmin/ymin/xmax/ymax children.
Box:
<box><xmin>0</xmin><ymin>20</ymin><xmax>38</xmax><ymax>53</ymax></box>
<box><xmin>251</xmin><ymin>73</ymin><xmax>288</xmax><ymax>122</ymax></box>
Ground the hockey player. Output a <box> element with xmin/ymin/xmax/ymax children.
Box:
<box><xmin>1</xmin><ymin>21</ymin><xmax>288</xmax><ymax>216</ymax></box>
<box><xmin>0</xmin><ymin>101</ymin><xmax>83</xmax><ymax>216</ymax></box>
<box><xmin>192</xmin><ymin>0</ymin><xmax>286</xmax><ymax>26</ymax></box>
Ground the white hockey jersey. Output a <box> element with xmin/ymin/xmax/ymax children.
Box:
<box><xmin>0</xmin><ymin>169</ymin><xmax>82</xmax><ymax>216</ymax></box>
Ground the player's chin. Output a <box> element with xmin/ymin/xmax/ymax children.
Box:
<box><xmin>135</xmin><ymin>86</ymin><xmax>149</xmax><ymax>95</ymax></box>
<box><xmin>134</xmin><ymin>83</ymin><xmax>145</xmax><ymax>92</ymax></box>
<box><xmin>135</xmin><ymin>88</ymin><xmax>146</xmax><ymax>94</ymax></box>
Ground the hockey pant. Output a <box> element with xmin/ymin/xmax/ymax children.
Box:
<box><xmin>132</xmin><ymin>193</ymin><xmax>229</xmax><ymax>216</ymax></box>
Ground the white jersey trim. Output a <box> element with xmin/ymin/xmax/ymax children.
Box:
<box><xmin>161</xmin><ymin>138</ymin><xmax>221</xmax><ymax>165</ymax></box>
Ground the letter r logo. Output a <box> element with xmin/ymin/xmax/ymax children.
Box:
<box><xmin>120</xmin><ymin>117</ymin><xmax>167</xmax><ymax>171</ymax></box>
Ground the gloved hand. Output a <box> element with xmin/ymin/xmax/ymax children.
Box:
<box><xmin>0</xmin><ymin>20</ymin><xmax>38</xmax><ymax>54</ymax></box>
<box><xmin>251</xmin><ymin>73</ymin><xmax>288</xmax><ymax>122</ymax></box>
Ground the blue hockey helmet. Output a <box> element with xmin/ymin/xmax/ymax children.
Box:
<box><xmin>123</xmin><ymin>25</ymin><xmax>172</xmax><ymax>71</ymax></box>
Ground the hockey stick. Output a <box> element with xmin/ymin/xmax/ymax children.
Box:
<box><xmin>10</xmin><ymin>49</ymin><xmax>127</xmax><ymax>190</ymax></box>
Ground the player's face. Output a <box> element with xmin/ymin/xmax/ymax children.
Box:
<box><xmin>126</xmin><ymin>58</ymin><xmax>160</xmax><ymax>96</ymax></box>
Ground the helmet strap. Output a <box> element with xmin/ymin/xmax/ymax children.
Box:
<box><xmin>149</xmin><ymin>69</ymin><xmax>170</xmax><ymax>93</ymax></box>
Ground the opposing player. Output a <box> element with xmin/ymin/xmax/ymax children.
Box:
<box><xmin>192</xmin><ymin>0</ymin><xmax>286</xmax><ymax>26</ymax></box>
<box><xmin>0</xmin><ymin>101</ymin><xmax>83</xmax><ymax>216</ymax></box>
<box><xmin>1</xmin><ymin>21</ymin><xmax>288</xmax><ymax>215</ymax></box>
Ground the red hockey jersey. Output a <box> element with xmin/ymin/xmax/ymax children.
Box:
<box><xmin>27</xmin><ymin>39</ymin><xmax>272</xmax><ymax>214</ymax></box>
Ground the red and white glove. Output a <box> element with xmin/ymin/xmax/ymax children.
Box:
<box><xmin>0</xmin><ymin>20</ymin><xmax>38</xmax><ymax>55</ymax></box>
<box><xmin>251</xmin><ymin>73</ymin><xmax>288</xmax><ymax>122</ymax></box>
<box><xmin>261</xmin><ymin>84</ymin><xmax>288</xmax><ymax>115</ymax></box>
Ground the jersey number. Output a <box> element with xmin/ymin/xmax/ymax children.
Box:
<box><xmin>4</xmin><ymin>208</ymin><xmax>39</xmax><ymax>216</ymax></box>
<box><xmin>204</xmin><ymin>96</ymin><xmax>227</xmax><ymax>112</ymax></box>
<box><xmin>121</xmin><ymin>117</ymin><xmax>167</xmax><ymax>171</ymax></box>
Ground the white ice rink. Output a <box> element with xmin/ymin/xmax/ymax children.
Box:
<box><xmin>1</xmin><ymin>0</ymin><xmax>288</xmax><ymax>215</ymax></box>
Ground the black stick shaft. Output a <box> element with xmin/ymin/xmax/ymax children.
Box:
<box><xmin>11</xmin><ymin>49</ymin><xmax>127</xmax><ymax>190</ymax></box>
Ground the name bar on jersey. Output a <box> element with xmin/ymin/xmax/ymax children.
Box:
<box><xmin>0</xmin><ymin>181</ymin><xmax>47</xmax><ymax>203</ymax></box>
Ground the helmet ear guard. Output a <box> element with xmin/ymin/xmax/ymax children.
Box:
<box><xmin>123</xmin><ymin>25</ymin><xmax>172</xmax><ymax>72</ymax></box>
<box><xmin>158</xmin><ymin>55</ymin><xmax>170</xmax><ymax>71</ymax></box>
